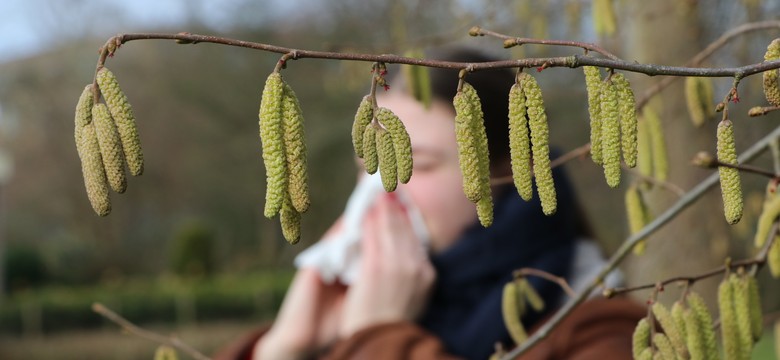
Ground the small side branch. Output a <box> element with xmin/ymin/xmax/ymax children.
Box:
<box><xmin>513</xmin><ymin>268</ymin><xmax>576</xmax><ymax>298</ymax></box>
<box><xmin>92</xmin><ymin>303</ymin><xmax>211</xmax><ymax>360</ymax></box>
<box><xmin>470</xmin><ymin>26</ymin><xmax>620</xmax><ymax>61</ymax></box>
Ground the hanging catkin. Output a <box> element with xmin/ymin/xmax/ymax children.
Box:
<box><xmin>79</xmin><ymin>123</ymin><xmax>111</xmax><ymax>216</ymax></box>
<box><xmin>651</xmin><ymin>333</ymin><xmax>677</xmax><ymax>360</ymax></box>
<box><xmin>683</xmin><ymin>307</ymin><xmax>705</xmax><ymax>360</ymax></box>
<box><xmin>92</xmin><ymin>103</ymin><xmax>127</xmax><ymax>194</ymax></box>
<box><xmin>719</xmin><ymin>277</ymin><xmax>742</xmax><ymax>360</ymax></box>
<box><xmin>652</xmin><ymin>302</ymin><xmax>688</xmax><ymax>359</ymax></box>
<box><xmin>584</xmin><ymin>66</ymin><xmax>603</xmax><ymax>165</ymax></box>
<box><xmin>599</xmin><ymin>79</ymin><xmax>621</xmax><ymax>188</ymax></box>
<box><xmin>259</xmin><ymin>72</ymin><xmax>287</xmax><ymax>218</ymax></box>
<box><xmin>612</xmin><ymin>73</ymin><xmax>637</xmax><ymax>168</ymax></box>
<box><xmin>625</xmin><ymin>184</ymin><xmax>649</xmax><ymax>254</ymax></box>
<box><xmin>75</xmin><ymin>85</ymin><xmax>94</xmax><ymax>159</ymax></box>
<box><xmin>637</xmin><ymin>115</ymin><xmax>653</xmax><ymax>182</ymax></box>
<box><xmin>670</xmin><ymin>301</ymin><xmax>687</xmax><ymax>344</ymax></box>
<box><xmin>522</xmin><ymin>75</ymin><xmax>557</xmax><ymax>215</ymax></box>
<box><xmin>685</xmin><ymin>77</ymin><xmax>715</xmax><ymax>127</ymax></box>
<box><xmin>453</xmin><ymin>82</ymin><xmax>488</xmax><ymax>203</ymax></box>
<box><xmin>463</xmin><ymin>82</ymin><xmax>494</xmax><ymax>226</ymax></box>
<box><xmin>746</xmin><ymin>275</ymin><xmax>763</xmax><ymax>341</ymax></box>
<box><xmin>687</xmin><ymin>292</ymin><xmax>718</xmax><ymax>360</ymax></box>
<box><xmin>376</xmin><ymin>128</ymin><xmax>398</xmax><ymax>192</ymax></box>
<box><xmin>731</xmin><ymin>274</ymin><xmax>755</xmax><ymax>358</ymax></box>
<box><xmin>508</xmin><ymin>77</ymin><xmax>533</xmax><ymax>201</ymax></box>
<box><xmin>352</xmin><ymin>95</ymin><xmax>373</xmax><ymax>158</ymax></box>
<box><xmin>717</xmin><ymin>119</ymin><xmax>743</xmax><ymax>224</ymax></box>
<box><xmin>753</xmin><ymin>182</ymin><xmax>780</xmax><ymax>247</ymax></box>
<box><xmin>644</xmin><ymin>106</ymin><xmax>668</xmax><ymax>181</ymax></box>
<box><xmin>502</xmin><ymin>281</ymin><xmax>528</xmax><ymax>345</ymax></box>
<box><xmin>96</xmin><ymin>67</ymin><xmax>144</xmax><ymax>176</ymax></box>
<box><xmin>280</xmin><ymin>195</ymin><xmax>301</xmax><ymax>244</ymax></box>
<box><xmin>362</xmin><ymin>124</ymin><xmax>379</xmax><ymax>174</ymax></box>
<box><xmin>762</xmin><ymin>39</ymin><xmax>780</xmax><ymax>106</ymax></box>
<box><xmin>281</xmin><ymin>83</ymin><xmax>309</xmax><ymax>213</ymax></box>
<box><xmin>377</xmin><ymin>107</ymin><xmax>413</xmax><ymax>184</ymax></box>
<box><xmin>632</xmin><ymin>318</ymin><xmax>650</xmax><ymax>360</ymax></box>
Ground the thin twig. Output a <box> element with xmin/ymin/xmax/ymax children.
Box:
<box><xmin>501</xmin><ymin>124</ymin><xmax>780</xmax><ymax>360</ymax></box>
<box><xmin>636</xmin><ymin>20</ymin><xmax>780</xmax><ymax>109</ymax></box>
<box><xmin>513</xmin><ymin>268</ymin><xmax>576</xmax><ymax>298</ymax></box>
<box><xmin>489</xmin><ymin>143</ymin><xmax>591</xmax><ymax>187</ymax></box>
<box><xmin>749</xmin><ymin>105</ymin><xmax>780</xmax><ymax>117</ymax></box>
<box><xmin>624</xmin><ymin>166</ymin><xmax>686</xmax><ymax>198</ymax></box>
<box><xmin>696</xmin><ymin>158</ymin><xmax>779</xmax><ymax>179</ymax></box>
<box><xmin>92</xmin><ymin>303</ymin><xmax>211</xmax><ymax>360</ymax></box>
<box><xmin>471</xmin><ymin>26</ymin><xmax>620</xmax><ymax>61</ymax></box>
<box><xmin>96</xmin><ymin>32</ymin><xmax>780</xmax><ymax>80</ymax></box>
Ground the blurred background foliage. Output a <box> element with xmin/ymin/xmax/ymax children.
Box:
<box><xmin>1</xmin><ymin>0</ymin><xmax>780</xmax><ymax>358</ymax></box>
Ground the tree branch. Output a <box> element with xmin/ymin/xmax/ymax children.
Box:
<box><xmin>501</xmin><ymin>124</ymin><xmax>780</xmax><ymax>359</ymax></box>
<box><xmin>92</xmin><ymin>302</ymin><xmax>211</xmax><ymax>360</ymax></box>
<box><xmin>469</xmin><ymin>26</ymin><xmax>621</xmax><ymax>61</ymax></box>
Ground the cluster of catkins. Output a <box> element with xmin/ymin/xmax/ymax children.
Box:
<box><xmin>752</xmin><ymin>180</ymin><xmax>780</xmax><ymax>277</ymax></box>
<box><xmin>631</xmin><ymin>273</ymin><xmax>762</xmax><ymax>360</ymax></box>
<box><xmin>258</xmin><ymin>72</ymin><xmax>309</xmax><ymax>244</ymax></box>
<box><xmin>762</xmin><ymin>39</ymin><xmax>780</xmax><ymax>107</ymax></box>
<box><xmin>584</xmin><ymin>66</ymin><xmax>638</xmax><ymax>188</ymax></box>
<box><xmin>74</xmin><ymin>67</ymin><xmax>144</xmax><ymax>216</ymax></box>
<box><xmin>500</xmin><ymin>277</ymin><xmax>544</xmax><ymax>347</ymax></box>
<box><xmin>351</xmin><ymin>96</ymin><xmax>413</xmax><ymax>192</ymax></box>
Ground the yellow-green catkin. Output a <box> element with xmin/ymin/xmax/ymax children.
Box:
<box><xmin>453</xmin><ymin>83</ymin><xmax>486</xmax><ymax>203</ymax></box>
<box><xmin>600</xmin><ymin>79</ymin><xmax>621</xmax><ymax>188</ymax></box>
<box><xmin>378</xmin><ymin>107</ymin><xmax>413</xmax><ymax>184</ymax></box>
<box><xmin>687</xmin><ymin>292</ymin><xmax>718</xmax><ymax>360</ymax></box>
<box><xmin>763</xmin><ymin>39</ymin><xmax>780</xmax><ymax>106</ymax></box>
<box><xmin>771</xmin><ymin>239</ymin><xmax>780</xmax><ymax>278</ymax></box>
<box><xmin>652</xmin><ymin>302</ymin><xmax>688</xmax><ymax>359</ymax></box>
<box><xmin>519</xmin><ymin>278</ymin><xmax>545</xmax><ymax>312</ymax></box>
<box><xmin>652</xmin><ymin>333</ymin><xmax>677</xmax><ymax>360</ymax></box>
<box><xmin>79</xmin><ymin>123</ymin><xmax>111</xmax><ymax>216</ymax></box>
<box><xmin>625</xmin><ymin>184</ymin><xmax>649</xmax><ymax>254</ymax></box>
<box><xmin>683</xmin><ymin>307</ymin><xmax>705</xmax><ymax>360</ymax></box>
<box><xmin>92</xmin><ymin>103</ymin><xmax>127</xmax><ymax>194</ymax></box>
<box><xmin>352</xmin><ymin>96</ymin><xmax>373</xmax><ymax>158</ymax></box>
<box><xmin>75</xmin><ymin>85</ymin><xmax>94</xmax><ymax>158</ymax></box>
<box><xmin>522</xmin><ymin>75</ymin><xmax>556</xmax><ymax>215</ymax></box>
<box><xmin>753</xmin><ymin>182</ymin><xmax>780</xmax><ymax>247</ymax></box>
<box><xmin>612</xmin><ymin>73</ymin><xmax>637</xmax><ymax>168</ymax></box>
<box><xmin>637</xmin><ymin>115</ymin><xmax>653</xmax><ymax>182</ymax></box>
<box><xmin>584</xmin><ymin>66</ymin><xmax>603</xmax><ymax>165</ymax></box>
<box><xmin>746</xmin><ymin>275</ymin><xmax>763</xmax><ymax>341</ymax></box>
<box><xmin>593</xmin><ymin>0</ymin><xmax>617</xmax><ymax>37</ymax></box>
<box><xmin>281</xmin><ymin>84</ymin><xmax>309</xmax><ymax>214</ymax></box>
<box><xmin>259</xmin><ymin>72</ymin><xmax>287</xmax><ymax>218</ymax></box>
<box><xmin>96</xmin><ymin>67</ymin><xmax>144</xmax><ymax>176</ymax></box>
<box><xmin>685</xmin><ymin>77</ymin><xmax>716</xmax><ymax>127</ymax></box>
<box><xmin>717</xmin><ymin>119</ymin><xmax>744</xmax><ymax>224</ymax></box>
<box><xmin>376</xmin><ymin>128</ymin><xmax>398</xmax><ymax>192</ymax></box>
<box><xmin>463</xmin><ymin>82</ymin><xmax>493</xmax><ymax>212</ymax></box>
<box><xmin>477</xmin><ymin>196</ymin><xmax>493</xmax><ymax>227</ymax></box>
<box><xmin>632</xmin><ymin>318</ymin><xmax>651</xmax><ymax>360</ymax></box>
<box><xmin>363</xmin><ymin>125</ymin><xmax>378</xmax><ymax>174</ymax></box>
<box><xmin>154</xmin><ymin>345</ymin><xmax>178</xmax><ymax>360</ymax></box>
<box><xmin>731</xmin><ymin>274</ymin><xmax>755</xmax><ymax>357</ymax></box>
<box><xmin>502</xmin><ymin>281</ymin><xmax>528</xmax><ymax>345</ymax></box>
<box><xmin>509</xmin><ymin>79</ymin><xmax>533</xmax><ymax>201</ymax></box>
<box><xmin>671</xmin><ymin>301</ymin><xmax>687</xmax><ymax>343</ymax></box>
<box><xmin>644</xmin><ymin>106</ymin><xmax>668</xmax><ymax>181</ymax></box>
<box><xmin>280</xmin><ymin>195</ymin><xmax>301</xmax><ymax>244</ymax></box>
<box><xmin>719</xmin><ymin>277</ymin><xmax>742</xmax><ymax>360</ymax></box>
<box><xmin>402</xmin><ymin>49</ymin><xmax>432</xmax><ymax>109</ymax></box>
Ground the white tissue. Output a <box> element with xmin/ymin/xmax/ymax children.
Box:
<box><xmin>293</xmin><ymin>173</ymin><xmax>430</xmax><ymax>285</ymax></box>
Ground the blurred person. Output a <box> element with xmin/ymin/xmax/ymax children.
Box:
<box><xmin>215</xmin><ymin>48</ymin><xmax>645</xmax><ymax>360</ymax></box>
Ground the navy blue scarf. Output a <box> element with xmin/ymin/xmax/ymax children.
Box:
<box><xmin>418</xmin><ymin>165</ymin><xmax>579</xmax><ymax>360</ymax></box>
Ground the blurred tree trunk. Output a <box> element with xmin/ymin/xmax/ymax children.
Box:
<box><xmin>623</xmin><ymin>1</ymin><xmax>727</xmax><ymax>304</ymax></box>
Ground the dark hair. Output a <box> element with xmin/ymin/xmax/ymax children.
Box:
<box><xmin>391</xmin><ymin>47</ymin><xmax>516</xmax><ymax>170</ymax></box>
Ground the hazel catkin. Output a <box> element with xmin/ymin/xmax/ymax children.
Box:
<box><xmin>584</xmin><ymin>66</ymin><xmax>603</xmax><ymax>165</ymax></box>
<box><xmin>625</xmin><ymin>184</ymin><xmax>649</xmax><ymax>254</ymax></box>
<box><xmin>362</xmin><ymin>124</ymin><xmax>379</xmax><ymax>175</ymax></box>
<box><xmin>762</xmin><ymin>39</ymin><xmax>780</xmax><ymax>106</ymax></box>
<box><xmin>508</xmin><ymin>79</ymin><xmax>533</xmax><ymax>201</ymax></box>
<box><xmin>612</xmin><ymin>73</ymin><xmax>637</xmax><ymax>168</ymax></box>
<box><xmin>280</xmin><ymin>195</ymin><xmax>301</xmax><ymax>244</ymax></box>
<box><xmin>652</xmin><ymin>302</ymin><xmax>688</xmax><ymax>359</ymax></box>
<box><xmin>651</xmin><ymin>333</ymin><xmax>676</xmax><ymax>360</ymax></box>
<box><xmin>753</xmin><ymin>181</ymin><xmax>780</xmax><ymax>247</ymax></box>
<box><xmin>92</xmin><ymin>103</ymin><xmax>127</xmax><ymax>194</ymax></box>
<box><xmin>599</xmin><ymin>79</ymin><xmax>621</xmax><ymax>188</ymax></box>
<box><xmin>259</xmin><ymin>72</ymin><xmax>287</xmax><ymax>218</ymax></box>
<box><xmin>96</xmin><ymin>67</ymin><xmax>144</xmax><ymax>176</ymax></box>
<box><xmin>463</xmin><ymin>82</ymin><xmax>493</xmax><ymax>210</ymax></box>
<box><xmin>717</xmin><ymin>119</ymin><xmax>744</xmax><ymax>224</ymax></box>
<box><xmin>731</xmin><ymin>274</ymin><xmax>755</xmax><ymax>357</ymax></box>
<box><xmin>75</xmin><ymin>84</ymin><xmax>94</xmax><ymax>158</ymax></box>
<box><xmin>79</xmin><ymin>123</ymin><xmax>111</xmax><ymax>216</ymax></box>
<box><xmin>719</xmin><ymin>277</ymin><xmax>743</xmax><ymax>360</ymax></box>
<box><xmin>632</xmin><ymin>318</ymin><xmax>650</xmax><ymax>360</ymax></box>
<box><xmin>746</xmin><ymin>275</ymin><xmax>763</xmax><ymax>341</ymax></box>
<box><xmin>453</xmin><ymin>83</ymin><xmax>487</xmax><ymax>203</ymax></box>
<box><xmin>352</xmin><ymin>95</ymin><xmax>373</xmax><ymax>158</ymax></box>
<box><xmin>522</xmin><ymin>75</ymin><xmax>557</xmax><ymax>215</ymax></box>
<box><xmin>644</xmin><ymin>106</ymin><xmax>668</xmax><ymax>182</ymax></box>
<box><xmin>683</xmin><ymin>307</ymin><xmax>705</xmax><ymax>360</ymax></box>
<box><xmin>376</xmin><ymin>128</ymin><xmax>398</xmax><ymax>192</ymax></box>
<box><xmin>670</xmin><ymin>301</ymin><xmax>687</xmax><ymax>343</ymax></box>
<box><xmin>687</xmin><ymin>292</ymin><xmax>718</xmax><ymax>360</ymax></box>
<box><xmin>685</xmin><ymin>77</ymin><xmax>715</xmax><ymax>127</ymax></box>
<box><xmin>502</xmin><ymin>281</ymin><xmax>528</xmax><ymax>345</ymax></box>
<box><xmin>477</xmin><ymin>196</ymin><xmax>493</xmax><ymax>228</ymax></box>
<box><xmin>377</xmin><ymin>107</ymin><xmax>413</xmax><ymax>184</ymax></box>
<box><xmin>281</xmin><ymin>83</ymin><xmax>310</xmax><ymax>213</ymax></box>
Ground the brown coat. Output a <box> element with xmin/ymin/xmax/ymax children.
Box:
<box><xmin>214</xmin><ymin>297</ymin><xmax>646</xmax><ymax>360</ymax></box>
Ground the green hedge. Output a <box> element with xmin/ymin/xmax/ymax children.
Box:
<box><xmin>0</xmin><ymin>271</ymin><xmax>293</xmax><ymax>335</ymax></box>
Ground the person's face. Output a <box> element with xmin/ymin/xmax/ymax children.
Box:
<box><xmin>371</xmin><ymin>92</ymin><xmax>478</xmax><ymax>253</ymax></box>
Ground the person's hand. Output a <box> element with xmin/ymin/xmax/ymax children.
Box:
<box><xmin>254</xmin><ymin>225</ymin><xmax>347</xmax><ymax>360</ymax></box>
<box><xmin>339</xmin><ymin>193</ymin><xmax>436</xmax><ymax>338</ymax></box>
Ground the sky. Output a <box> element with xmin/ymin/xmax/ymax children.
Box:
<box><xmin>0</xmin><ymin>0</ymin><xmax>305</xmax><ymax>63</ymax></box>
